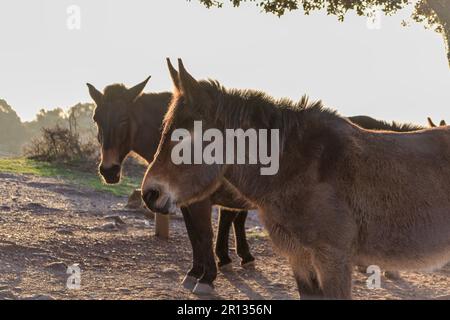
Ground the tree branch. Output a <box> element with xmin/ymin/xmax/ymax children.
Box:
<box><xmin>426</xmin><ymin>0</ymin><xmax>450</xmax><ymax>67</ymax></box>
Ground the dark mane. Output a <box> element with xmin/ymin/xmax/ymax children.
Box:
<box><xmin>164</xmin><ymin>79</ymin><xmax>426</xmax><ymax>157</ymax></box>
<box><xmin>204</xmin><ymin>80</ymin><xmax>335</xmax><ymax>123</ymax></box>
<box><xmin>202</xmin><ymin>82</ymin><xmax>424</xmax><ymax>135</ymax></box>
<box><xmin>349</xmin><ymin>115</ymin><xmax>424</xmax><ymax>132</ymax></box>
<box><xmin>197</xmin><ymin>80</ymin><xmax>340</xmax><ymax>152</ymax></box>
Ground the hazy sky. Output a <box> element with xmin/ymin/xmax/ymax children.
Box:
<box><xmin>0</xmin><ymin>0</ymin><xmax>449</xmax><ymax>124</ymax></box>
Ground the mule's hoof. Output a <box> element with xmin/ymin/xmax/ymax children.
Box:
<box><xmin>384</xmin><ymin>270</ymin><xmax>401</xmax><ymax>280</ymax></box>
<box><xmin>241</xmin><ymin>260</ymin><xmax>255</xmax><ymax>269</ymax></box>
<box><xmin>219</xmin><ymin>263</ymin><xmax>233</xmax><ymax>273</ymax></box>
<box><xmin>193</xmin><ymin>282</ymin><xmax>215</xmax><ymax>295</ymax></box>
<box><xmin>181</xmin><ymin>275</ymin><xmax>198</xmax><ymax>291</ymax></box>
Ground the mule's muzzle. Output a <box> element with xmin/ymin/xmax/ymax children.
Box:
<box><xmin>142</xmin><ymin>188</ymin><xmax>171</xmax><ymax>215</ymax></box>
<box><xmin>99</xmin><ymin>165</ymin><xmax>121</xmax><ymax>184</ymax></box>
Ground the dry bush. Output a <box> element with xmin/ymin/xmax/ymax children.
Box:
<box><xmin>24</xmin><ymin>125</ymin><xmax>99</xmax><ymax>163</ymax></box>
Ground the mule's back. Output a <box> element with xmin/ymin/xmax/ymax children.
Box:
<box><xmin>343</xmin><ymin>125</ymin><xmax>450</xmax><ymax>270</ymax></box>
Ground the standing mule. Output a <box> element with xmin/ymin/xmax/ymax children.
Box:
<box><xmin>86</xmin><ymin>78</ymin><xmax>255</xmax><ymax>294</ymax></box>
<box><xmin>142</xmin><ymin>59</ymin><xmax>450</xmax><ymax>299</ymax></box>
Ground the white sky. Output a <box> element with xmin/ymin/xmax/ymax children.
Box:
<box><xmin>0</xmin><ymin>0</ymin><xmax>449</xmax><ymax>124</ymax></box>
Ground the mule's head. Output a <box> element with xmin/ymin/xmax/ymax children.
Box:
<box><xmin>141</xmin><ymin>59</ymin><xmax>225</xmax><ymax>214</ymax></box>
<box><xmin>87</xmin><ymin>77</ymin><xmax>151</xmax><ymax>184</ymax></box>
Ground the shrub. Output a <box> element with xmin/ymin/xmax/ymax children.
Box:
<box><xmin>24</xmin><ymin>125</ymin><xmax>99</xmax><ymax>163</ymax></box>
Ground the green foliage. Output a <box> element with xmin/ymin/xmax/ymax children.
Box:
<box><xmin>68</xmin><ymin>103</ymin><xmax>97</xmax><ymax>143</ymax></box>
<box><xmin>0</xmin><ymin>158</ymin><xmax>140</xmax><ymax>197</ymax></box>
<box><xmin>24</xmin><ymin>125</ymin><xmax>98</xmax><ymax>163</ymax></box>
<box><xmin>21</xmin><ymin>103</ymin><xmax>98</xmax><ymax>163</ymax></box>
<box><xmin>0</xmin><ymin>100</ymin><xmax>96</xmax><ymax>156</ymax></box>
<box><xmin>0</xmin><ymin>103</ymin><xmax>143</xmax><ymax>197</ymax></box>
<box><xmin>193</xmin><ymin>0</ymin><xmax>450</xmax><ymax>65</ymax></box>
<box><xmin>24</xmin><ymin>103</ymin><xmax>95</xmax><ymax>140</ymax></box>
<box><xmin>195</xmin><ymin>0</ymin><xmax>409</xmax><ymax>19</ymax></box>
<box><xmin>246</xmin><ymin>227</ymin><xmax>269</xmax><ymax>239</ymax></box>
<box><xmin>0</xmin><ymin>99</ymin><xmax>27</xmax><ymax>154</ymax></box>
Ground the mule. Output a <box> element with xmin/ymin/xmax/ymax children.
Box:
<box><xmin>87</xmin><ymin>78</ymin><xmax>255</xmax><ymax>294</ymax></box>
<box><xmin>142</xmin><ymin>59</ymin><xmax>450</xmax><ymax>299</ymax></box>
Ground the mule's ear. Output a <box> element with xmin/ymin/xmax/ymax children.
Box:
<box><xmin>127</xmin><ymin>76</ymin><xmax>151</xmax><ymax>103</ymax></box>
<box><xmin>167</xmin><ymin>58</ymin><xmax>180</xmax><ymax>92</ymax></box>
<box><xmin>427</xmin><ymin>117</ymin><xmax>437</xmax><ymax>128</ymax></box>
<box><xmin>87</xmin><ymin>83</ymin><xmax>103</xmax><ymax>105</ymax></box>
<box><xmin>440</xmin><ymin>120</ymin><xmax>447</xmax><ymax>126</ymax></box>
<box><xmin>178</xmin><ymin>59</ymin><xmax>202</xmax><ymax>106</ymax></box>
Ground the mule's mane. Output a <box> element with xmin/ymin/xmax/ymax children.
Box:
<box><xmin>201</xmin><ymin>80</ymin><xmax>337</xmax><ymax>130</ymax></box>
<box><xmin>380</xmin><ymin>121</ymin><xmax>424</xmax><ymax>132</ymax></box>
<box><xmin>349</xmin><ymin>115</ymin><xmax>424</xmax><ymax>132</ymax></box>
<box><xmin>163</xmin><ymin>79</ymin><xmax>338</xmax><ymax>135</ymax></box>
<box><xmin>196</xmin><ymin>80</ymin><xmax>341</xmax><ymax>152</ymax></box>
<box><xmin>164</xmin><ymin>80</ymin><xmax>426</xmax><ymax>156</ymax></box>
<box><xmin>204</xmin><ymin>82</ymin><xmax>426</xmax><ymax>135</ymax></box>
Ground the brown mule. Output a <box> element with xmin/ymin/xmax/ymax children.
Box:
<box><xmin>142</xmin><ymin>59</ymin><xmax>450</xmax><ymax>299</ymax></box>
<box><xmin>87</xmin><ymin>78</ymin><xmax>254</xmax><ymax>295</ymax></box>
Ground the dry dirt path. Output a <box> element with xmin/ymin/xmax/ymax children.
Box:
<box><xmin>1</xmin><ymin>172</ymin><xmax>450</xmax><ymax>300</ymax></box>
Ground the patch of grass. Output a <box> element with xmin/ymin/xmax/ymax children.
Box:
<box><xmin>0</xmin><ymin>158</ymin><xmax>140</xmax><ymax>197</ymax></box>
<box><xmin>246</xmin><ymin>228</ymin><xmax>268</xmax><ymax>239</ymax></box>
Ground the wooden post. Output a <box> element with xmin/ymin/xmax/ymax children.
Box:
<box><xmin>128</xmin><ymin>189</ymin><xmax>169</xmax><ymax>239</ymax></box>
<box><xmin>155</xmin><ymin>213</ymin><xmax>170</xmax><ymax>239</ymax></box>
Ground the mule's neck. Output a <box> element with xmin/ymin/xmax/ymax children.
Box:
<box><xmin>129</xmin><ymin>92</ymin><xmax>172</xmax><ymax>163</ymax></box>
<box><xmin>217</xmin><ymin>96</ymin><xmax>295</xmax><ymax>206</ymax></box>
<box><xmin>218</xmin><ymin>93</ymin><xmax>351</xmax><ymax>208</ymax></box>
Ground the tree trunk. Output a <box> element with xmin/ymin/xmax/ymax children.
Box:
<box><xmin>427</xmin><ymin>0</ymin><xmax>450</xmax><ymax>67</ymax></box>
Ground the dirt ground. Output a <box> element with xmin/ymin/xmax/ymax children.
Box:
<box><xmin>1</xmin><ymin>172</ymin><xmax>450</xmax><ymax>300</ymax></box>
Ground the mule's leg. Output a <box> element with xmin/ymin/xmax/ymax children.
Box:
<box><xmin>290</xmin><ymin>248</ymin><xmax>323</xmax><ymax>300</ymax></box>
<box><xmin>232</xmin><ymin>210</ymin><xmax>255</xmax><ymax>267</ymax></box>
<box><xmin>294</xmin><ymin>187</ymin><xmax>354</xmax><ymax>299</ymax></box>
<box><xmin>188</xmin><ymin>199</ymin><xmax>217</xmax><ymax>295</ymax></box>
<box><xmin>215</xmin><ymin>209</ymin><xmax>236</xmax><ymax>271</ymax></box>
<box><xmin>311</xmin><ymin>246</ymin><xmax>352</xmax><ymax>300</ymax></box>
<box><xmin>180</xmin><ymin>206</ymin><xmax>204</xmax><ymax>290</ymax></box>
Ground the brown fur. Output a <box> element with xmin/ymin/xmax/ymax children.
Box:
<box><xmin>143</xmin><ymin>59</ymin><xmax>450</xmax><ymax>299</ymax></box>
